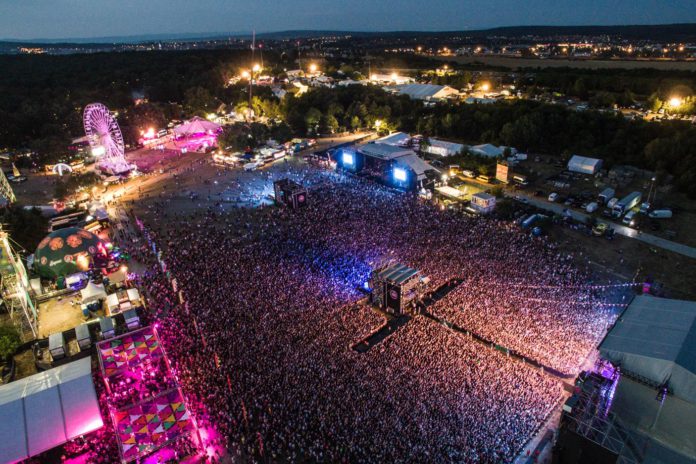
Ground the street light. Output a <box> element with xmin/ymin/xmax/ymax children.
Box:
<box><xmin>252</xmin><ymin>63</ymin><xmax>261</xmax><ymax>72</ymax></box>
<box><xmin>481</xmin><ymin>82</ymin><xmax>490</xmax><ymax>92</ymax></box>
<box><xmin>374</xmin><ymin>120</ymin><xmax>383</xmax><ymax>131</ymax></box>
<box><xmin>669</xmin><ymin>97</ymin><xmax>682</xmax><ymax>108</ymax></box>
<box><xmin>309</xmin><ymin>63</ymin><xmax>317</xmax><ymax>73</ymax></box>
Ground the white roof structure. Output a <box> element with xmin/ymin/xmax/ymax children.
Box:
<box><xmin>435</xmin><ymin>186</ymin><xmax>466</xmax><ymax>199</ymax></box>
<box><xmin>470</xmin><ymin>144</ymin><xmax>515</xmax><ymax>158</ymax></box>
<box><xmin>81</xmin><ymin>281</ymin><xmax>107</xmax><ymax>304</ymax></box>
<box><xmin>375</xmin><ymin>132</ymin><xmax>411</xmax><ymax>147</ymax></box>
<box><xmin>394</xmin><ymin>84</ymin><xmax>459</xmax><ymax>100</ymax></box>
<box><xmin>359</xmin><ymin>143</ymin><xmax>415</xmax><ymax>161</ymax></box>
<box><xmin>173</xmin><ymin>116</ymin><xmax>221</xmax><ymax>136</ymax></box>
<box><xmin>0</xmin><ymin>357</ymin><xmax>103</xmax><ymax>462</ymax></box>
<box><xmin>423</xmin><ymin>138</ymin><xmax>465</xmax><ymax>156</ymax></box>
<box><xmin>568</xmin><ymin>155</ymin><xmax>603</xmax><ymax>175</ymax></box>
<box><xmin>395</xmin><ymin>154</ymin><xmax>436</xmax><ymax>181</ymax></box>
<box><xmin>600</xmin><ymin>295</ymin><xmax>696</xmax><ymax>403</ymax></box>
<box><xmin>358</xmin><ymin>143</ymin><xmax>436</xmax><ymax>180</ymax></box>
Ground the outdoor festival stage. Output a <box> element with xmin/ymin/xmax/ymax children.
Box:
<box><xmin>97</xmin><ymin>326</ymin><xmax>200</xmax><ymax>463</ymax></box>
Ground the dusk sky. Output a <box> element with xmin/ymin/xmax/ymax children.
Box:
<box><xmin>2</xmin><ymin>0</ymin><xmax>696</xmax><ymax>40</ymax></box>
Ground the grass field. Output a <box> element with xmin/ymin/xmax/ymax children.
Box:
<box><xmin>439</xmin><ymin>55</ymin><xmax>696</xmax><ymax>71</ymax></box>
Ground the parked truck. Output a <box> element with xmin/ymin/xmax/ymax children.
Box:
<box><xmin>612</xmin><ymin>191</ymin><xmax>642</xmax><ymax>217</ymax></box>
<box><xmin>597</xmin><ymin>187</ymin><xmax>615</xmax><ymax>204</ymax></box>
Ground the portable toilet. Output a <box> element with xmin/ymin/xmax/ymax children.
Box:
<box><xmin>76</xmin><ymin>323</ymin><xmax>92</xmax><ymax>351</ymax></box>
<box><xmin>48</xmin><ymin>332</ymin><xmax>67</xmax><ymax>360</ymax></box>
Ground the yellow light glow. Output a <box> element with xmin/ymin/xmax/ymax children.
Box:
<box><xmin>241</xmin><ymin>70</ymin><xmax>250</xmax><ymax>79</ymax></box>
<box><xmin>374</xmin><ymin>120</ymin><xmax>382</xmax><ymax>129</ymax></box>
<box><xmin>309</xmin><ymin>63</ymin><xmax>317</xmax><ymax>73</ymax></box>
<box><xmin>391</xmin><ymin>72</ymin><xmax>398</xmax><ymax>81</ymax></box>
<box><xmin>252</xmin><ymin>63</ymin><xmax>261</xmax><ymax>72</ymax></box>
<box><xmin>669</xmin><ymin>97</ymin><xmax>682</xmax><ymax>108</ymax></box>
<box><xmin>206</xmin><ymin>113</ymin><xmax>216</xmax><ymax>121</ymax></box>
<box><xmin>481</xmin><ymin>82</ymin><xmax>490</xmax><ymax>92</ymax></box>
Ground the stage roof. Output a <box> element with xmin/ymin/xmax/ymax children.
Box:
<box><xmin>358</xmin><ymin>143</ymin><xmax>415</xmax><ymax>161</ymax></box>
<box><xmin>395</xmin><ymin>154</ymin><xmax>436</xmax><ymax>180</ymax></box>
<box><xmin>599</xmin><ymin>295</ymin><xmax>696</xmax><ymax>403</ymax></box>
<box><xmin>377</xmin><ymin>263</ymin><xmax>420</xmax><ymax>285</ymax></box>
<box><xmin>0</xmin><ymin>357</ymin><xmax>103</xmax><ymax>463</ymax></box>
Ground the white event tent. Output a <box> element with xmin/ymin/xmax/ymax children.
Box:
<box><xmin>0</xmin><ymin>357</ymin><xmax>103</xmax><ymax>463</ymax></box>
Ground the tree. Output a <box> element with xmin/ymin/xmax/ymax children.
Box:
<box><xmin>184</xmin><ymin>86</ymin><xmax>217</xmax><ymax>113</ymax></box>
<box><xmin>305</xmin><ymin>108</ymin><xmax>322</xmax><ymax>134</ymax></box>
<box><xmin>0</xmin><ymin>206</ymin><xmax>48</xmax><ymax>253</ymax></box>
<box><xmin>0</xmin><ymin>325</ymin><xmax>21</xmax><ymax>360</ymax></box>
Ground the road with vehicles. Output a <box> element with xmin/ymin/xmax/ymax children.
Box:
<box><xmin>510</xmin><ymin>193</ymin><xmax>696</xmax><ymax>259</ymax></box>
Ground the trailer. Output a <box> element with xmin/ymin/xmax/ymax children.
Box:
<box><xmin>612</xmin><ymin>191</ymin><xmax>642</xmax><ymax>217</ymax></box>
<box><xmin>597</xmin><ymin>187</ymin><xmax>615</xmax><ymax>204</ymax></box>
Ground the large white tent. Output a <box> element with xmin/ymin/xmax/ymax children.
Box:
<box><xmin>0</xmin><ymin>357</ymin><xmax>103</xmax><ymax>463</ymax></box>
<box><xmin>173</xmin><ymin>116</ymin><xmax>221</xmax><ymax>136</ymax></box>
<box><xmin>600</xmin><ymin>295</ymin><xmax>696</xmax><ymax>404</ymax></box>
<box><xmin>567</xmin><ymin>155</ymin><xmax>602</xmax><ymax>175</ymax></box>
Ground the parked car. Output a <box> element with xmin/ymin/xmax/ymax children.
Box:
<box><xmin>648</xmin><ymin>209</ymin><xmax>673</xmax><ymax>219</ymax></box>
<box><xmin>623</xmin><ymin>210</ymin><xmax>638</xmax><ymax>226</ymax></box>
<box><xmin>592</xmin><ymin>222</ymin><xmax>608</xmax><ymax>236</ymax></box>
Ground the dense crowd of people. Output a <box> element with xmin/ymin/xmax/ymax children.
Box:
<box><xmin>110</xmin><ymin>161</ymin><xmax>617</xmax><ymax>463</ymax></box>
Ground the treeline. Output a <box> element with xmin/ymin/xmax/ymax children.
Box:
<box><xmin>282</xmin><ymin>86</ymin><xmax>422</xmax><ymax>135</ymax></box>
<box><xmin>416</xmin><ymin>100</ymin><xmax>696</xmax><ymax>196</ymax></box>
<box><xmin>526</xmin><ymin>67</ymin><xmax>696</xmax><ymax>109</ymax></box>
<box><xmin>0</xmin><ymin>49</ymin><xmax>268</xmax><ymax>161</ymax></box>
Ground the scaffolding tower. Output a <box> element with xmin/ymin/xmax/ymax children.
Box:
<box><xmin>0</xmin><ymin>169</ymin><xmax>16</xmax><ymax>204</ymax></box>
<box><xmin>0</xmin><ymin>228</ymin><xmax>37</xmax><ymax>339</ymax></box>
<box><xmin>560</xmin><ymin>372</ymin><xmax>643</xmax><ymax>464</ymax></box>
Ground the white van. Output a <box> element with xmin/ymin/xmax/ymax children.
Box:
<box><xmin>243</xmin><ymin>162</ymin><xmax>259</xmax><ymax>172</ymax></box>
<box><xmin>623</xmin><ymin>210</ymin><xmax>637</xmax><ymax>226</ymax></box>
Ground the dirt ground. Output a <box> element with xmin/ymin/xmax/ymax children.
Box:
<box><xmin>550</xmin><ymin>225</ymin><xmax>696</xmax><ymax>300</ymax></box>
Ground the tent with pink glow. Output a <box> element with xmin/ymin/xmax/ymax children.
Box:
<box><xmin>172</xmin><ymin>116</ymin><xmax>221</xmax><ymax>137</ymax></box>
<box><xmin>0</xmin><ymin>357</ymin><xmax>103</xmax><ymax>462</ymax></box>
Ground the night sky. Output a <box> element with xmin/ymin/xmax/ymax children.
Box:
<box><xmin>1</xmin><ymin>0</ymin><xmax>696</xmax><ymax>41</ymax></box>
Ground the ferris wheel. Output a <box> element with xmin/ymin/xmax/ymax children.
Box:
<box><xmin>83</xmin><ymin>103</ymin><xmax>130</xmax><ymax>174</ymax></box>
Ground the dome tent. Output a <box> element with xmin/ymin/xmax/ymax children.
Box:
<box><xmin>34</xmin><ymin>228</ymin><xmax>105</xmax><ymax>279</ymax></box>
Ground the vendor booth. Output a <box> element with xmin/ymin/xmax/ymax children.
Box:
<box><xmin>106</xmin><ymin>288</ymin><xmax>142</xmax><ymax>316</ymax></box>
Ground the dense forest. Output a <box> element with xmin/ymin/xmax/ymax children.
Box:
<box><xmin>2</xmin><ymin>51</ymin><xmax>696</xmax><ymax>196</ymax></box>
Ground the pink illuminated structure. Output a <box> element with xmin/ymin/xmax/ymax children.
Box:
<box><xmin>97</xmin><ymin>326</ymin><xmax>201</xmax><ymax>463</ymax></box>
<box><xmin>172</xmin><ymin>116</ymin><xmax>221</xmax><ymax>152</ymax></box>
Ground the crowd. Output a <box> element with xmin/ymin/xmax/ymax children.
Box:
<box><xmin>110</xmin><ymin>162</ymin><xmax>617</xmax><ymax>463</ymax></box>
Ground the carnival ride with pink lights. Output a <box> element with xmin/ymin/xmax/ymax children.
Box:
<box><xmin>83</xmin><ymin>103</ymin><xmax>134</xmax><ymax>175</ymax></box>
